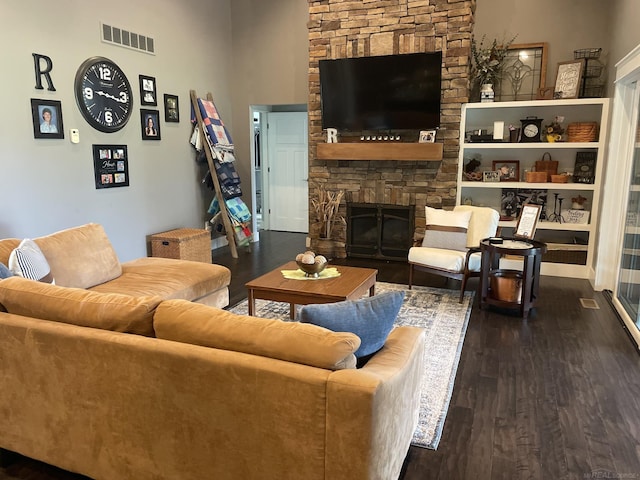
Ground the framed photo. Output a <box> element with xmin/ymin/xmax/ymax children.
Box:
<box><xmin>93</xmin><ymin>144</ymin><xmax>129</xmax><ymax>189</ymax></box>
<box><xmin>554</xmin><ymin>60</ymin><xmax>585</xmax><ymax>99</ymax></box>
<box><xmin>30</xmin><ymin>99</ymin><xmax>64</xmax><ymax>139</ymax></box>
<box><xmin>500</xmin><ymin>188</ymin><xmax>520</xmax><ymax>219</ymax></box>
<box><xmin>483</xmin><ymin>171</ymin><xmax>501</xmax><ymax>182</ymax></box>
<box><xmin>419</xmin><ymin>129</ymin><xmax>436</xmax><ymax>143</ymax></box>
<box><xmin>498</xmin><ymin>42</ymin><xmax>548</xmax><ymax>101</ymax></box>
<box><xmin>492</xmin><ymin>160</ymin><xmax>520</xmax><ymax>182</ymax></box>
<box><xmin>139</xmin><ymin>75</ymin><xmax>157</xmax><ymax>106</ymax></box>
<box><xmin>515</xmin><ymin>204</ymin><xmax>542</xmax><ymax>240</ymax></box>
<box><xmin>141</xmin><ymin>109</ymin><xmax>161</xmax><ymax>140</ymax></box>
<box><xmin>164</xmin><ymin>94</ymin><xmax>180</xmax><ymax>123</ymax></box>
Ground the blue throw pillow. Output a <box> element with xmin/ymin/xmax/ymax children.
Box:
<box><xmin>299</xmin><ymin>290</ymin><xmax>405</xmax><ymax>360</ymax></box>
<box><xmin>0</xmin><ymin>262</ymin><xmax>14</xmax><ymax>279</ymax></box>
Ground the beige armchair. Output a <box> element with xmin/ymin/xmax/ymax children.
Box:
<box><xmin>408</xmin><ymin>205</ymin><xmax>500</xmax><ymax>302</ymax></box>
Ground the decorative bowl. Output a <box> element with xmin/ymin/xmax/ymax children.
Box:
<box><xmin>296</xmin><ymin>259</ymin><xmax>327</xmax><ymax>277</ymax></box>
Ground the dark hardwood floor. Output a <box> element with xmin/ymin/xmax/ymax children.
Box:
<box><xmin>2</xmin><ymin>231</ymin><xmax>639</xmax><ymax>480</ymax></box>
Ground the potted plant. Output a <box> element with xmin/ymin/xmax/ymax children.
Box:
<box><xmin>470</xmin><ymin>34</ymin><xmax>517</xmax><ymax>101</ymax></box>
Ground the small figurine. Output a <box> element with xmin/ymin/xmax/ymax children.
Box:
<box><xmin>571</xmin><ymin>195</ymin><xmax>588</xmax><ymax>210</ymax></box>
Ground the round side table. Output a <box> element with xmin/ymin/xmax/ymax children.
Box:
<box><xmin>479</xmin><ymin>238</ymin><xmax>547</xmax><ymax>319</ymax></box>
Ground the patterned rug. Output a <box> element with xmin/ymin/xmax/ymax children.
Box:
<box><xmin>228</xmin><ymin>282</ymin><xmax>474</xmax><ymax>450</ymax></box>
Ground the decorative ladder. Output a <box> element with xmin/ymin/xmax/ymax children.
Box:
<box><xmin>189</xmin><ymin>90</ymin><xmax>238</xmax><ymax>258</ymax></box>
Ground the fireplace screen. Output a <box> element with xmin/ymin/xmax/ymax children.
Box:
<box><xmin>347</xmin><ymin>203</ymin><xmax>415</xmax><ymax>260</ymax></box>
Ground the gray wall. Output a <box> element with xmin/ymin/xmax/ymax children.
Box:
<box><xmin>474</xmin><ymin>0</ymin><xmax>614</xmax><ymax>90</ymax></box>
<box><xmin>609</xmin><ymin>0</ymin><xmax>640</xmax><ymax>84</ymax></box>
<box><xmin>229</xmin><ymin>0</ymin><xmax>309</xmax><ymax>215</ymax></box>
<box><xmin>0</xmin><ymin>0</ymin><xmax>309</xmax><ymax>262</ymax></box>
<box><xmin>0</xmin><ymin>0</ymin><xmax>233</xmax><ymax>261</ymax></box>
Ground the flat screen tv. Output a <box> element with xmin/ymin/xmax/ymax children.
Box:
<box><xmin>319</xmin><ymin>52</ymin><xmax>442</xmax><ymax>133</ymax></box>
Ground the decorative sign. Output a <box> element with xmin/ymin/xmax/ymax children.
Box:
<box><xmin>515</xmin><ymin>204</ymin><xmax>542</xmax><ymax>240</ymax></box>
<box><xmin>32</xmin><ymin>53</ymin><xmax>56</xmax><ymax>91</ymax></box>
<box><xmin>561</xmin><ymin>209</ymin><xmax>590</xmax><ymax>224</ymax></box>
<box><xmin>92</xmin><ymin>144</ymin><xmax>129</xmax><ymax>189</ymax></box>
<box><xmin>573</xmin><ymin>151</ymin><xmax>597</xmax><ymax>184</ymax></box>
<box><xmin>554</xmin><ymin>60</ymin><xmax>585</xmax><ymax>99</ymax></box>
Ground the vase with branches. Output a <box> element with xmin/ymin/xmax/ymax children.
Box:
<box><xmin>311</xmin><ymin>183</ymin><xmax>346</xmax><ymax>239</ymax></box>
<box><xmin>470</xmin><ymin>34</ymin><xmax>517</xmax><ymax>93</ymax></box>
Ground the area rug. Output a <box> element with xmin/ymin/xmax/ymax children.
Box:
<box><xmin>228</xmin><ymin>282</ymin><xmax>474</xmax><ymax>450</ymax></box>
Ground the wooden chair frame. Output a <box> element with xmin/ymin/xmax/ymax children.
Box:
<box><xmin>408</xmin><ymin>247</ymin><xmax>481</xmax><ymax>302</ymax></box>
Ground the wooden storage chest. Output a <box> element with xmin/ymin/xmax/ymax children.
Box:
<box><xmin>151</xmin><ymin>228</ymin><xmax>211</xmax><ymax>263</ymax></box>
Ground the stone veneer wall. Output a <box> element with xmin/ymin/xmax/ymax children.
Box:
<box><xmin>308</xmin><ymin>0</ymin><xmax>475</xmax><ymax>254</ymax></box>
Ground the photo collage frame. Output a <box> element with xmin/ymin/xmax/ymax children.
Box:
<box><xmin>92</xmin><ymin>144</ymin><xmax>129</xmax><ymax>189</ymax></box>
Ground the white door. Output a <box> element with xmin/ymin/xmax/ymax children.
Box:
<box><xmin>266</xmin><ymin>111</ymin><xmax>308</xmax><ymax>232</ymax></box>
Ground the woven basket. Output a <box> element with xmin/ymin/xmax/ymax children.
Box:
<box><xmin>567</xmin><ymin>122</ymin><xmax>598</xmax><ymax>142</ymax></box>
<box><xmin>151</xmin><ymin>228</ymin><xmax>212</xmax><ymax>263</ymax></box>
<box><xmin>526</xmin><ymin>171</ymin><xmax>548</xmax><ymax>183</ymax></box>
<box><xmin>551</xmin><ymin>174</ymin><xmax>569</xmax><ymax>183</ymax></box>
<box><xmin>534</xmin><ymin>152</ymin><xmax>558</xmax><ymax>182</ymax></box>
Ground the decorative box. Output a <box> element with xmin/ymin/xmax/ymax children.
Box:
<box><xmin>151</xmin><ymin>228</ymin><xmax>211</xmax><ymax>263</ymax></box>
<box><xmin>561</xmin><ymin>209</ymin><xmax>590</xmax><ymax>225</ymax></box>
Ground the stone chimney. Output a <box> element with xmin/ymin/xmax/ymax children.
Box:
<box><xmin>308</xmin><ymin>0</ymin><xmax>475</xmax><ymax>255</ymax></box>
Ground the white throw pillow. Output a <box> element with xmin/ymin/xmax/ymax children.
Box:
<box><xmin>8</xmin><ymin>238</ymin><xmax>55</xmax><ymax>283</ymax></box>
<box><xmin>422</xmin><ymin>207</ymin><xmax>471</xmax><ymax>252</ymax></box>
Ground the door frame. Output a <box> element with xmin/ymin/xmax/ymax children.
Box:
<box><xmin>249</xmin><ymin>104</ymin><xmax>307</xmax><ymax>237</ymax></box>
<box><xmin>596</xmin><ymin>42</ymin><xmax>640</xmax><ymax>347</ymax></box>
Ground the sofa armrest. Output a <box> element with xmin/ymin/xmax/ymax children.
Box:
<box><xmin>325</xmin><ymin>326</ymin><xmax>425</xmax><ymax>480</ymax></box>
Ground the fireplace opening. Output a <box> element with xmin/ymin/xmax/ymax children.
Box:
<box><xmin>346</xmin><ymin>203</ymin><xmax>415</xmax><ymax>261</ymax></box>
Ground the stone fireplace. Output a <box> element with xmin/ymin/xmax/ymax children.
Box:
<box><xmin>307</xmin><ymin>0</ymin><xmax>475</xmax><ymax>257</ymax></box>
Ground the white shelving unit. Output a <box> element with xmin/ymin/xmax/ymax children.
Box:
<box><xmin>457</xmin><ymin>98</ymin><xmax>610</xmax><ymax>279</ymax></box>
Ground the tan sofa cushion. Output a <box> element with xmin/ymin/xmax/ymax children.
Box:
<box><xmin>0</xmin><ymin>238</ymin><xmax>20</xmax><ymax>266</ymax></box>
<box><xmin>90</xmin><ymin>257</ymin><xmax>231</xmax><ymax>301</ymax></box>
<box><xmin>0</xmin><ymin>277</ymin><xmax>160</xmax><ymax>336</ymax></box>
<box><xmin>154</xmin><ymin>299</ymin><xmax>360</xmax><ymax>370</ymax></box>
<box><xmin>34</xmin><ymin>223</ymin><xmax>122</xmax><ymax>288</ymax></box>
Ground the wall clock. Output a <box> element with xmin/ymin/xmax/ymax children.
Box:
<box><xmin>519</xmin><ymin>117</ymin><xmax>543</xmax><ymax>143</ymax></box>
<box><xmin>74</xmin><ymin>56</ymin><xmax>133</xmax><ymax>133</ymax></box>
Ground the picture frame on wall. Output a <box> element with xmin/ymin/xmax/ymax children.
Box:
<box><xmin>92</xmin><ymin>144</ymin><xmax>129</xmax><ymax>189</ymax></box>
<box><xmin>141</xmin><ymin>109</ymin><xmax>161</xmax><ymax>140</ymax></box>
<box><xmin>554</xmin><ymin>59</ymin><xmax>585</xmax><ymax>99</ymax></box>
<box><xmin>30</xmin><ymin>99</ymin><xmax>64</xmax><ymax>139</ymax></box>
<box><xmin>139</xmin><ymin>75</ymin><xmax>157</xmax><ymax>106</ymax></box>
<box><xmin>164</xmin><ymin>94</ymin><xmax>179</xmax><ymax>122</ymax></box>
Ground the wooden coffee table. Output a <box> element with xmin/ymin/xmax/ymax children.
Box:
<box><xmin>245</xmin><ymin>261</ymin><xmax>378</xmax><ymax>319</ymax></box>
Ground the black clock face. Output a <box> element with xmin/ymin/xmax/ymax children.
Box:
<box><xmin>74</xmin><ymin>57</ymin><xmax>133</xmax><ymax>133</ymax></box>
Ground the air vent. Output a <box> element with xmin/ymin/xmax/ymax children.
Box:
<box><xmin>101</xmin><ymin>23</ymin><xmax>155</xmax><ymax>55</ymax></box>
<box><xmin>580</xmin><ymin>298</ymin><xmax>600</xmax><ymax>309</ymax></box>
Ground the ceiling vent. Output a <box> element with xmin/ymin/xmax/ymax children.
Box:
<box><xmin>101</xmin><ymin>23</ymin><xmax>155</xmax><ymax>55</ymax></box>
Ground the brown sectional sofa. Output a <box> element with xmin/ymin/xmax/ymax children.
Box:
<box><xmin>0</xmin><ymin>223</ymin><xmax>232</xmax><ymax>308</ymax></box>
<box><xmin>0</xmin><ymin>223</ymin><xmax>427</xmax><ymax>479</ymax></box>
<box><xmin>0</xmin><ymin>275</ymin><xmax>426</xmax><ymax>480</ymax></box>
